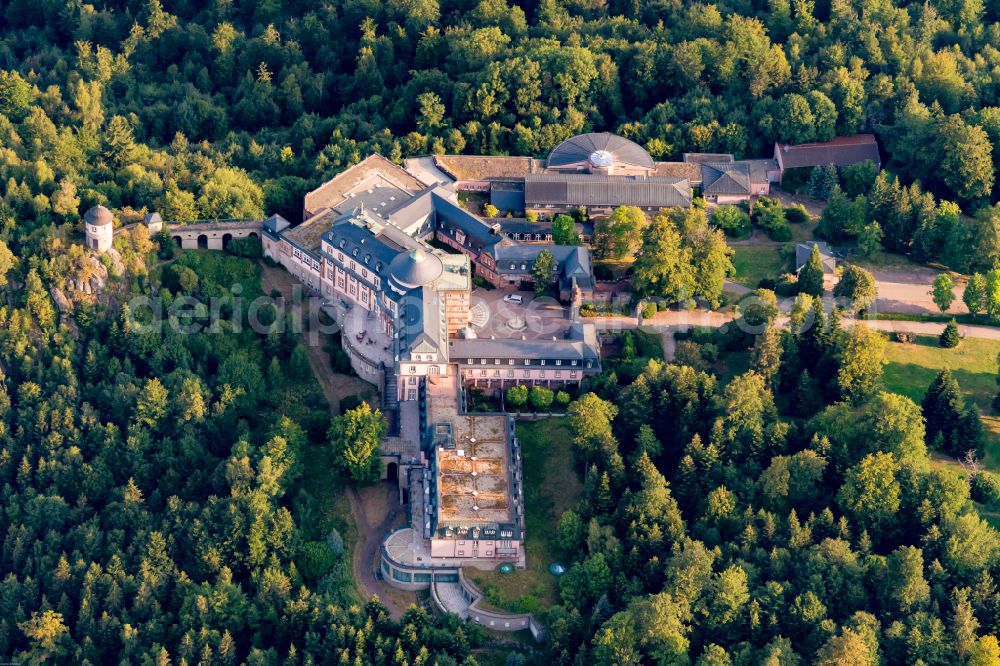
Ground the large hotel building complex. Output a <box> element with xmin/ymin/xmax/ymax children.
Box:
<box><xmin>243</xmin><ymin>132</ymin><xmax>877</xmax><ymax>594</ymax></box>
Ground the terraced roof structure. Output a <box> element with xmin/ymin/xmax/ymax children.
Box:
<box><xmin>435</xmin><ymin>414</ymin><xmax>516</xmax><ymax>529</ymax></box>
<box><xmin>302</xmin><ymin>153</ymin><xmax>424</xmax><ymax>218</ymax></box>
<box><xmin>547</xmin><ymin>132</ymin><xmax>655</xmax><ymax>170</ymax></box>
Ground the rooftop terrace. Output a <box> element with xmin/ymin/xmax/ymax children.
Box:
<box><xmin>436</xmin><ymin>414</ymin><xmax>513</xmax><ymax>525</ymax></box>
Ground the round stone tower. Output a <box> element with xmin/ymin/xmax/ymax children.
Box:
<box><xmin>84</xmin><ymin>205</ymin><xmax>114</xmax><ymax>253</ymax></box>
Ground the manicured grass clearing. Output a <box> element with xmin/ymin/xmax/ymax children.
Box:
<box><xmin>883</xmin><ymin>335</ymin><xmax>1000</xmax><ymax>467</ymax></box>
<box><xmin>731</xmin><ymin>245</ymin><xmax>785</xmax><ymax>286</ymax></box>
<box><xmin>789</xmin><ymin>221</ymin><xmax>817</xmax><ymax>243</ymax></box>
<box><xmin>465</xmin><ymin>418</ymin><xmax>582</xmax><ymax>610</ymax></box>
<box><xmin>869</xmin><ymin>312</ymin><xmax>999</xmax><ymax>327</ymax></box>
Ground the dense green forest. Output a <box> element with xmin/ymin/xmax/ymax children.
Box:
<box><xmin>2</xmin><ymin>0</ymin><xmax>1000</xmax><ymax>663</ymax></box>
<box><xmin>0</xmin><ymin>250</ymin><xmax>485</xmax><ymax>663</ymax></box>
<box><xmin>551</xmin><ymin>307</ymin><xmax>1000</xmax><ymax>664</ymax></box>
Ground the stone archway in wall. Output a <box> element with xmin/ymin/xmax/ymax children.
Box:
<box><xmin>386</xmin><ymin>461</ymin><xmax>399</xmax><ymax>485</ymax></box>
<box><xmin>173</xmin><ymin>235</ymin><xmax>182</xmax><ymax>247</ymax></box>
<box><xmin>223</xmin><ymin>233</ymin><xmax>233</xmax><ymax>249</ymax></box>
<box><xmin>197</xmin><ymin>234</ymin><xmax>208</xmax><ymax>249</ymax></box>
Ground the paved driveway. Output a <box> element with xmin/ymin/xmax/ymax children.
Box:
<box><xmin>862</xmin><ymin>264</ymin><xmax>967</xmax><ymax>316</ymax></box>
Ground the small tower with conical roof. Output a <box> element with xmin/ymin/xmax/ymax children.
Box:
<box><xmin>84</xmin><ymin>205</ymin><xmax>114</xmax><ymax>253</ymax></box>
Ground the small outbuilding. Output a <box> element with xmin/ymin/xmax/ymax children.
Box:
<box><xmin>795</xmin><ymin>241</ymin><xmax>837</xmax><ymax>274</ymax></box>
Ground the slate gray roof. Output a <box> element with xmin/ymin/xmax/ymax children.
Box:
<box><xmin>795</xmin><ymin>242</ymin><xmax>837</xmax><ymax>274</ymax></box>
<box><xmin>548</xmin><ymin>133</ymin><xmax>654</xmax><ymax>169</ymax></box>
<box><xmin>399</xmin><ymin>286</ymin><xmax>446</xmax><ymax>356</ymax></box>
<box><xmin>488</xmin><ymin>244</ymin><xmax>594</xmax><ymax>294</ymax></box>
<box><xmin>775</xmin><ymin>135</ymin><xmax>881</xmax><ymax>170</ymax></box>
<box><xmin>701</xmin><ymin>163</ymin><xmax>752</xmax><ymax>197</ymax></box>
<box><xmin>84</xmin><ymin>205</ymin><xmax>113</xmax><ymax>227</ymax></box>
<box><xmin>432</xmin><ymin>193</ymin><xmax>503</xmax><ymax>252</ymax></box>
<box><xmin>322</xmin><ymin>212</ymin><xmax>398</xmax><ymax>285</ymax></box>
<box><xmin>449</xmin><ymin>323</ymin><xmax>601</xmax><ymax>366</ymax></box>
<box><xmin>744</xmin><ymin>159</ymin><xmax>779</xmax><ymax>183</ymax></box>
<box><xmin>389</xmin><ymin>248</ymin><xmax>444</xmax><ymax>289</ymax></box>
<box><xmin>524</xmin><ymin>174</ymin><xmax>691</xmax><ymax>208</ymax></box>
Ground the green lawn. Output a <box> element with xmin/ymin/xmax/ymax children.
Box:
<box><xmin>789</xmin><ymin>221</ymin><xmax>817</xmax><ymax>243</ymax></box>
<box><xmin>731</xmin><ymin>245</ymin><xmax>786</xmax><ymax>287</ymax></box>
<box><xmin>465</xmin><ymin>418</ymin><xmax>582</xmax><ymax>611</ymax></box>
<box><xmin>883</xmin><ymin>335</ymin><xmax>1000</xmax><ymax>467</ymax></box>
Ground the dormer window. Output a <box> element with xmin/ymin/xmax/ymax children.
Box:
<box><xmin>510</xmin><ymin>263</ymin><xmax>515</xmax><ymax>270</ymax></box>
<box><xmin>339</xmin><ymin>240</ymin><xmax>346</xmax><ymax>248</ymax></box>
<box><xmin>352</xmin><ymin>248</ymin><xmax>359</xmax><ymax>257</ymax></box>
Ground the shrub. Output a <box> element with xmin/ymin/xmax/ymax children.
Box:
<box><xmin>767</xmin><ymin>222</ymin><xmax>793</xmax><ymax>241</ymax></box>
<box><xmin>297</xmin><ymin>541</ymin><xmax>336</xmax><ymax>581</ymax></box>
<box><xmin>483</xmin><ymin>203</ymin><xmax>499</xmax><ymax>218</ymax></box>
<box><xmin>940</xmin><ymin>319</ymin><xmax>961</xmax><ymax>348</ymax></box>
<box><xmin>329</xmin><ymin>345</ymin><xmax>353</xmax><ymax>374</ymax></box>
<box><xmin>972</xmin><ymin>472</ymin><xmax>1000</xmax><ymax>506</ymax></box>
<box><xmin>712</xmin><ymin>205</ymin><xmax>751</xmax><ymax>238</ymax></box>
<box><xmin>774</xmin><ymin>273</ymin><xmax>800</xmax><ymax>297</ymax></box>
<box><xmin>154</xmin><ymin>231</ymin><xmax>176</xmax><ymax>259</ymax></box>
<box><xmin>506</xmin><ymin>384</ymin><xmax>528</xmax><ymax>408</ymax></box>
<box><xmin>673</xmin><ymin>340</ymin><xmax>707</xmax><ymax>371</ymax></box>
<box><xmin>226</xmin><ymin>235</ymin><xmax>263</xmax><ymax>258</ymax></box>
<box><xmin>525</xmin><ymin>211</ymin><xmax>538</xmax><ymax>223</ymax></box>
<box><xmin>555</xmin><ymin>390</ymin><xmax>570</xmax><ymax>406</ymax></box>
<box><xmin>339</xmin><ymin>395</ymin><xmax>366</xmax><ymax>414</ymax></box>
<box><xmin>529</xmin><ymin>385</ymin><xmax>554</xmax><ymax>410</ymax></box>
<box><xmin>641</xmin><ymin>301</ymin><xmax>658</xmax><ymax>319</ymax></box>
<box><xmin>894</xmin><ymin>331</ymin><xmax>916</xmax><ymax>343</ymax></box>
<box><xmin>472</xmin><ymin>276</ymin><xmax>494</xmax><ymax>290</ymax></box>
<box><xmin>785</xmin><ymin>205</ymin><xmax>810</xmax><ymax>224</ymax></box>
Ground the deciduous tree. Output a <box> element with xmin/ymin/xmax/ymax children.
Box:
<box><xmin>329</xmin><ymin>402</ymin><xmax>386</xmax><ymax>484</ymax></box>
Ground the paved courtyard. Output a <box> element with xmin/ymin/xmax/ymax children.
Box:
<box><xmin>468</xmin><ymin>288</ymin><xmax>572</xmax><ymax>339</ymax></box>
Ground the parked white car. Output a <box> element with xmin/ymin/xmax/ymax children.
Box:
<box><xmin>503</xmin><ymin>294</ymin><xmax>523</xmax><ymax>304</ymax></box>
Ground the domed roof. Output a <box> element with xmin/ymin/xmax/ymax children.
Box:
<box><xmin>84</xmin><ymin>205</ymin><xmax>113</xmax><ymax>227</ymax></box>
<box><xmin>389</xmin><ymin>248</ymin><xmax>443</xmax><ymax>289</ymax></box>
<box><xmin>547</xmin><ymin>132</ymin><xmax>654</xmax><ymax>170</ymax></box>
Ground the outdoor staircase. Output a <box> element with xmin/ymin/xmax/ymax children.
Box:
<box><xmin>383</xmin><ymin>372</ymin><xmax>400</xmax><ymax>435</ymax></box>
<box><xmin>468</xmin><ymin>301</ymin><xmax>490</xmax><ymax>328</ymax></box>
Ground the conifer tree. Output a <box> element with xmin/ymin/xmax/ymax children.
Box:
<box><xmin>940</xmin><ymin>319</ymin><xmax>961</xmax><ymax>348</ymax></box>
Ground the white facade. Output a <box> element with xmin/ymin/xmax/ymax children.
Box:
<box><xmin>85</xmin><ymin>221</ymin><xmax>113</xmax><ymax>253</ymax></box>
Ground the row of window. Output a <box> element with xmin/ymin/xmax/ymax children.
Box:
<box><xmin>291</xmin><ymin>246</ymin><xmax>321</xmax><ymax>271</ymax></box>
<box><xmin>506</xmin><ymin>232</ymin><xmax>550</xmax><ymax>242</ymax></box>
<box><xmin>468</xmin><ymin>357</ymin><xmax>578</xmax><ymax>367</ymax></box>
<box><xmin>470</xmin><ymin>369</ymin><xmax>578</xmax><ymax>379</ymax></box>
